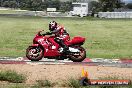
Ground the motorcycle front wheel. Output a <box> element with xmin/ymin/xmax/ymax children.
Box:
<box><xmin>69</xmin><ymin>46</ymin><xmax>86</xmax><ymax>62</ymax></box>
<box><xmin>26</xmin><ymin>46</ymin><xmax>44</xmax><ymax>61</ymax></box>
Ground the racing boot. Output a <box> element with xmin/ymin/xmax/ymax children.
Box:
<box><xmin>55</xmin><ymin>38</ymin><xmax>70</xmax><ymax>54</ymax></box>
<box><xmin>60</xmin><ymin>40</ymin><xmax>70</xmax><ymax>54</ymax></box>
<box><xmin>63</xmin><ymin>45</ymin><xmax>70</xmax><ymax>54</ymax></box>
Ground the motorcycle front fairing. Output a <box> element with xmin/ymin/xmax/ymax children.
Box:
<box><xmin>33</xmin><ymin>35</ymin><xmax>61</xmax><ymax>57</ymax></box>
<box><xmin>44</xmin><ymin>36</ymin><xmax>61</xmax><ymax>57</ymax></box>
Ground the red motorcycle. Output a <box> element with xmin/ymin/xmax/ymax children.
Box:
<box><xmin>26</xmin><ymin>30</ymin><xmax>86</xmax><ymax>62</ymax></box>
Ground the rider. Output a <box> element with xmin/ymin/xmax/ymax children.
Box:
<box><xmin>43</xmin><ymin>21</ymin><xmax>70</xmax><ymax>53</ymax></box>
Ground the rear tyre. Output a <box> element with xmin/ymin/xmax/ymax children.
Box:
<box><xmin>69</xmin><ymin>46</ymin><xmax>86</xmax><ymax>62</ymax></box>
<box><xmin>26</xmin><ymin>46</ymin><xmax>44</xmax><ymax>61</ymax></box>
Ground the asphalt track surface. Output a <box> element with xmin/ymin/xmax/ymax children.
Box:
<box><xmin>0</xmin><ymin>57</ymin><xmax>132</xmax><ymax>68</ymax></box>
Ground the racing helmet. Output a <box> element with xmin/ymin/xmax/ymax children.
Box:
<box><xmin>49</xmin><ymin>21</ymin><xmax>57</xmax><ymax>31</ymax></box>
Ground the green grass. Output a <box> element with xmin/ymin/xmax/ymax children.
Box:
<box><xmin>0</xmin><ymin>15</ymin><xmax>132</xmax><ymax>59</ymax></box>
<box><xmin>31</xmin><ymin>79</ymin><xmax>55</xmax><ymax>88</ymax></box>
<box><xmin>61</xmin><ymin>77</ymin><xmax>81</xmax><ymax>88</ymax></box>
<box><xmin>0</xmin><ymin>70</ymin><xmax>26</xmax><ymax>83</ymax></box>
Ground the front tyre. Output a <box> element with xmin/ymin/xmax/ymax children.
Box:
<box><xmin>69</xmin><ymin>46</ymin><xmax>86</xmax><ymax>62</ymax></box>
<box><xmin>26</xmin><ymin>46</ymin><xmax>44</xmax><ymax>61</ymax></box>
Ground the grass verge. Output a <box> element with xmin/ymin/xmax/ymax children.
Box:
<box><xmin>0</xmin><ymin>70</ymin><xmax>26</xmax><ymax>83</ymax></box>
<box><xmin>31</xmin><ymin>79</ymin><xmax>55</xmax><ymax>88</ymax></box>
<box><xmin>61</xmin><ymin>77</ymin><xmax>81</xmax><ymax>88</ymax></box>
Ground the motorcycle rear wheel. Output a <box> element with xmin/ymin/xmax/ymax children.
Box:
<box><xmin>69</xmin><ymin>46</ymin><xmax>86</xmax><ymax>62</ymax></box>
<box><xmin>26</xmin><ymin>46</ymin><xmax>44</xmax><ymax>61</ymax></box>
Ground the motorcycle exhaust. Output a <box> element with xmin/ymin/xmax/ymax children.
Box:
<box><xmin>69</xmin><ymin>47</ymin><xmax>80</xmax><ymax>53</ymax></box>
<box><xmin>59</xmin><ymin>47</ymin><xmax>80</xmax><ymax>53</ymax></box>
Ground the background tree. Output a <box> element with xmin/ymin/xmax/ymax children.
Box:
<box><xmin>1</xmin><ymin>0</ymin><xmax>18</xmax><ymax>8</ymax></box>
<box><xmin>0</xmin><ymin>0</ymin><xmax>2</xmax><ymax>6</ymax></box>
<box><xmin>98</xmin><ymin>0</ymin><xmax>125</xmax><ymax>12</ymax></box>
<box><xmin>46</xmin><ymin>0</ymin><xmax>60</xmax><ymax>10</ymax></box>
<box><xmin>126</xmin><ymin>3</ymin><xmax>132</xmax><ymax>9</ymax></box>
<box><xmin>30</xmin><ymin>0</ymin><xmax>42</xmax><ymax>11</ymax></box>
<box><xmin>59</xmin><ymin>1</ymin><xmax>72</xmax><ymax>12</ymax></box>
<box><xmin>89</xmin><ymin>1</ymin><xmax>101</xmax><ymax>16</ymax></box>
<box><xmin>9</xmin><ymin>0</ymin><xmax>18</xmax><ymax>8</ymax></box>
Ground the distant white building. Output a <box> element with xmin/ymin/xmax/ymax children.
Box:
<box><xmin>69</xmin><ymin>0</ymin><xmax>98</xmax><ymax>17</ymax></box>
<box><xmin>70</xmin><ymin>2</ymin><xmax>88</xmax><ymax>17</ymax></box>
